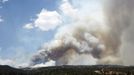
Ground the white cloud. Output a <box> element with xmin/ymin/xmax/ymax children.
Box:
<box><xmin>24</xmin><ymin>0</ymin><xmax>77</xmax><ymax>31</ymax></box>
<box><xmin>60</xmin><ymin>0</ymin><xmax>77</xmax><ymax>18</ymax></box>
<box><xmin>23</xmin><ymin>23</ymin><xmax>34</xmax><ymax>29</ymax></box>
<box><xmin>24</xmin><ymin>9</ymin><xmax>62</xmax><ymax>31</ymax></box>
<box><xmin>34</xmin><ymin>9</ymin><xmax>62</xmax><ymax>31</ymax></box>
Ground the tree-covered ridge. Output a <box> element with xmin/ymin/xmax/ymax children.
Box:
<box><xmin>0</xmin><ymin>65</ymin><xmax>134</xmax><ymax>75</ymax></box>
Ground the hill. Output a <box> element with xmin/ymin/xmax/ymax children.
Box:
<box><xmin>0</xmin><ymin>65</ymin><xmax>134</xmax><ymax>75</ymax></box>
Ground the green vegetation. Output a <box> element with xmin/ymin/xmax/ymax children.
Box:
<box><xmin>0</xmin><ymin>65</ymin><xmax>134</xmax><ymax>75</ymax></box>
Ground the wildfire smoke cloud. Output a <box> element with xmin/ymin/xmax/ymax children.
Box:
<box><xmin>30</xmin><ymin>0</ymin><xmax>134</xmax><ymax>67</ymax></box>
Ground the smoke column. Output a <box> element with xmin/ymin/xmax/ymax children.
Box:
<box><xmin>30</xmin><ymin>0</ymin><xmax>134</xmax><ymax>67</ymax></box>
<box><xmin>104</xmin><ymin>0</ymin><xmax>134</xmax><ymax>65</ymax></box>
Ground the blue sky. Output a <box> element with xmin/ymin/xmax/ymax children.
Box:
<box><xmin>0</xmin><ymin>0</ymin><xmax>61</xmax><ymax>65</ymax></box>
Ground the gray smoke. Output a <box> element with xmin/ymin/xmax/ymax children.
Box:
<box><xmin>31</xmin><ymin>22</ymin><xmax>106</xmax><ymax>66</ymax></box>
<box><xmin>104</xmin><ymin>0</ymin><xmax>134</xmax><ymax>65</ymax></box>
<box><xmin>30</xmin><ymin>0</ymin><xmax>134</xmax><ymax>67</ymax></box>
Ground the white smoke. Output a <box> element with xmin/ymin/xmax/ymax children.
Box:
<box><xmin>30</xmin><ymin>0</ymin><xmax>134</xmax><ymax>67</ymax></box>
<box><xmin>31</xmin><ymin>60</ymin><xmax>55</xmax><ymax>68</ymax></box>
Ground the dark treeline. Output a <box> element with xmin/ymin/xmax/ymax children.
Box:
<box><xmin>0</xmin><ymin>65</ymin><xmax>134</xmax><ymax>75</ymax></box>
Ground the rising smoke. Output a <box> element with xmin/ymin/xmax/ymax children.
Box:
<box><xmin>30</xmin><ymin>0</ymin><xmax>134</xmax><ymax>67</ymax></box>
<box><xmin>104</xmin><ymin>0</ymin><xmax>134</xmax><ymax>65</ymax></box>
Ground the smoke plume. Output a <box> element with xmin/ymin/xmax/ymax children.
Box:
<box><xmin>104</xmin><ymin>0</ymin><xmax>134</xmax><ymax>65</ymax></box>
<box><xmin>30</xmin><ymin>0</ymin><xmax>134</xmax><ymax>67</ymax></box>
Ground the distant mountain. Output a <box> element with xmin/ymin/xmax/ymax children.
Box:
<box><xmin>0</xmin><ymin>65</ymin><xmax>134</xmax><ymax>75</ymax></box>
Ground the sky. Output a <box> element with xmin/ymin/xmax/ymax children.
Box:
<box><xmin>0</xmin><ymin>0</ymin><xmax>62</xmax><ymax>66</ymax></box>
